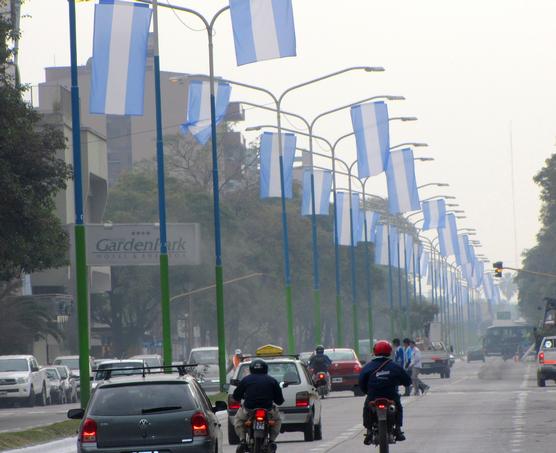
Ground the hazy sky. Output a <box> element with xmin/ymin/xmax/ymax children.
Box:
<box><xmin>17</xmin><ymin>0</ymin><xmax>556</xmax><ymax>269</ymax></box>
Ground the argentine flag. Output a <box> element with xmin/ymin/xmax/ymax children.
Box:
<box><xmin>422</xmin><ymin>199</ymin><xmax>446</xmax><ymax>230</ymax></box>
<box><xmin>335</xmin><ymin>192</ymin><xmax>360</xmax><ymax>246</ymax></box>
<box><xmin>374</xmin><ymin>224</ymin><xmax>398</xmax><ymax>266</ymax></box>
<box><xmin>301</xmin><ymin>169</ymin><xmax>332</xmax><ymax>216</ymax></box>
<box><xmin>90</xmin><ymin>0</ymin><xmax>152</xmax><ymax>115</ymax></box>
<box><xmin>351</xmin><ymin>101</ymin><xmax>390</xmax><ymax>178</ymax></box>
<box><xmin>359</xmin><ymin>211</ymin><xmax>380</xmax><ymax>243</ymax></box>
<box><xmin>180</xmin><ymin>80</ymin><xmax>232</xmax><ymax>145</ymax></box>
<box><xmin>229</xmin><ymin>0</ymin><xmax>297</xmax><ymax>66</ymax></box>
<box><xmin>438</xmin><ymin>213</ymin><xmax>459</xmax><ymax>259</ymax></box>
<box><xmin>259</xmin><ymin>132</ymin><xmax>296</xmax><ymax>199</ymax></box>
<box><xmin>386</xmin><ymin>148</ymin><xmax>421</xmax><ymax>214</ymax></box>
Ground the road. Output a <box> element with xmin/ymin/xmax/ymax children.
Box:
<box><xmin>0</xmin><ymin>402</ymin><xmax>78</xmax><ymax>433</ymax></box>
<box><xmin>5</xmin><ymin>359</ymin><xmax>556</xmax><ymax>452</ymax></box>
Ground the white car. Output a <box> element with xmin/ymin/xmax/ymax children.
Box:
<box><xmin>188</xmin><ymin>347</ymin><xmax>222</xmax><ymax>392</ymax></box>
<box><xmin>53</xmin><ymin>355</ymin><xmax>93</xmax><ymax>396</ymax></box>
<box><xmin>0</xmin><ymin>355</ymin><xmax>49</xmax><ymax>407</ymax></box>
<box><xmin>44</xmin><ymin>367</ymin><xmax>65</xmax><ymax>404</ymax></box>
<box><xmin>226</xmin><ymin>354</ymin><xmax>322</xmax><ymax>445</ymax></box>
<box><xmin>129</xmin><ymin>354</ymin><xmax>163</xmax><ymax>370</ymax></box>
<box><xmin>92</xmin><ymin>359</ymin><xmax>146</xmax><ymax>390</ymax></box>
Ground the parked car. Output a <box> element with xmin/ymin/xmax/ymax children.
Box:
<box><xmin>188</xmin><ymin>347</ymin><xmax>221</xmax><ymax>393</ymax></box>
<box><xmin>467</xmin><ymin>346</ymin><xmax>486</xmax><ymax>363</ymax></box>
<box><xmin>55</xmin><ymin>365</ymin><xmax>78</xmax><ymax>403</ymax></box>
<box><xmin>92</xmin><ymin>360</ymin><xmax>146</xmax><ymax>390</ymax></box>
<box><xmin>324</xmin><ymin>348</ymin><xmax>364</xmax><ymax>395</ymax></box>
<box><xmin>67</xmin><ymin>372</ymin><xmax>226</xmax><ymax>452</ymax></box>
<box><xmin>0</xmin><ymin>355</ymin><xmax>49</xmax><ymax>407</ymax></box>
<box><xmin>53</xmin><ymin>355</ymin><xmax>94</xmax><ymax>397</ymax></box>
<box><xmin>537</xmin><ymin>336</ymin><xmax>556</xmax><ymax>387</ymax></box>
<box><xmin>129</xmin><ymin>354</ymin><xmax>163</xmax><ymax>369</ymax></box>
<box><xmin>418</xmin><ymin>341</ymin><xmax>452</xmax><ymax>378</ymax></box>
<box><xmin>299</xmin><ymin>351</ymin><xmax>312</xmax><ymax>366</ymax></box>
<box><xmin>44</xmin><ymin>367</ymin><xmax>66</xmax><ymax>404</ymax></box>
<box><xmin>227</xmin><ymin>346</ymin><xmax>323</xmax><ymax>445</ymax></box>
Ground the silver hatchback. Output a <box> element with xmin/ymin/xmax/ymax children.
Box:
<box><xmin>68</xmin><ymin>372</ymin><xmax>227</xmax><ymax>452</ymax></box>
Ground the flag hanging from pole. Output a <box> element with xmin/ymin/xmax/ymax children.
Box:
<box><xmin>180</xmin><ymin>80</ymin><xmax>232</xmax><ymax>145</ymax></box>
<box><xmin>351</xmin><ymin>101</ymin><xmax>390</xmax><ymax>178</ymax></box>
<box><xmin>456</xmin><ymin>234</ymin><xmax>473</xmax><ymax>266</ymax></box>
<box><xmin>420</xmin><ymin>249</ymin><xmax>430</xmax><ymax>278</ymax></box>
<box><xmin>90</xmin><ymin>0</ymin><xmax>152</xmax><ymax>115</ymax></box>
<box><xmin>483</xmin><ymin>273</ymin><xmax>494</xmax><ymax>300</ymax></box>
<box><xmin>438</xmin><ymin>213</ymin><xmax>459</xmax><ymax>258</ymax></box>
<box><xmin>386</xmin><ymin>148</ymin><xmax>421</xmax><ymax>214</ymax></box>
<box><xmin>400</xmin><ymin>234</ymin><xmax>414</xmax><ymax>270</ymax></box>
<box><xmin>229</xmin><ymin>0</ymin><xmax>297</xmax><ymax>66</ymax></box>
<box><xmin>422</xmin><ymin>199</ymin><xmax>446</xmax><ymax>230</ymax></box>
<box><xmin>334</xmin><ymin>192</ymin><xmax>360</xmax><ymax>246</ymax></box>
<box><xmin>301</xmin><ymin>168</ymin><xmax>332</xmax><ymax>216</ymax></box>
<box><xmin>259</xmin><ymin>132</ymin><xmax>296</xmax><ymax>199</ymax></box>
<box><xmin>374</xmin><ymin>224</ymin><xmax>397</xmax><ymax>266</ymax></box>
<box><xmin>359</xmin><ymin>211</ymin><xmax>380</xmax><ymax>243</ymax></box>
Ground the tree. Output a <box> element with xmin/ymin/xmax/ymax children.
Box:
<box><xmin>0</xmin><ymin>12</ymin><xmax>72</xmax><ymax>282</ymax></box>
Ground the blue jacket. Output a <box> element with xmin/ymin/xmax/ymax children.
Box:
<box><xmin>358</xmin><ymin>357</ymin><xmax>412</xmax><ymax>400</ymax></box>
<box><xmin>394</xmin><ymin>346</ymin><xmax>405</xmax><ymax>367</ymax></box>
<box><xmin>233</xmin><ymin>373</ymin><xmax>285</xmax><ymax>410</ymax></box>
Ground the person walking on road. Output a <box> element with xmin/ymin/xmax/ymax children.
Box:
<box><xmin>394</xmin><ymin>338</ymin><xmax>410</xmax><ymax>396</ymax></box>
<box><xmin>408</xmin><ymin>340</ymin><xmax>430</xmax><ymax>396</ymax></box>
<box><xmin>402</xmin><ymin>338</ymin><xmax>413</xmax><ymax>396</ymax></box>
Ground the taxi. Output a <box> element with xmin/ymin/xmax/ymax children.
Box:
<box><xmin>226</xmin><ymin>345</ymin><xmax>322</xmax><ymax>445</ymax></box>
<box><xmin>537</xmin><ymin>336</ymin><xmax>556</xmax><ymax>387</ymax></box>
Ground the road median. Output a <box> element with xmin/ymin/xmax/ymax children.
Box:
<box><xmin>0</xmin><ymin>420</ymin><xmax>79</xmax><ymax>452</ymax></box>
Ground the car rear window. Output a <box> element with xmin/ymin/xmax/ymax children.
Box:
<box><xmin>543</xmin><ymin>339</ymin><xmax>556</xmax><ymax>349</ymax></box>
<box><xmin>94</xmin><ymin>362</ymin><xmax>145</xmax><ymax>380</ymax></box>
<box><xmin>237</xmin><ymin>362</ymin><xmax>301</xmax><ymax>384</ymax></box>
<box><xmin>88</xmin><ymin>382</ymin><xmax>196</xmax><ymax>416</ymax></box>
<box><xmin>325</xmin><ymin>350</ymin><xmax>357</xmax><ymax>361</ymax></box>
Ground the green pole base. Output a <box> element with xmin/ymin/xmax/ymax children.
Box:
<box><xmin>215</xmin><ymin>265</ymin><xmax>227</xmax><ymax>392</ymax></box>
<box><xmin>160</xmin><ymin>254</ymin><xmax>172</xmax><ymax>370</ymax></box>
<box><xmin>286</xmin><ymin>285</ymin><xmax>295</xmax><ymax>354</ymax></box>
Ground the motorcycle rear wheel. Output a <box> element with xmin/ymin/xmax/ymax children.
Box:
<box><xmin>378</xmin><ymin>420</ymin><xmax>389</xmax><ymax>453</ymax></box>
<box><xmin>253</xmin><ymin>436</ymin><xmax>263</xmax><ymax>453</ymax></box>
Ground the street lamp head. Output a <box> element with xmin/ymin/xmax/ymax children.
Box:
<box><xmin>446</xmin><ymin>203</ymin><xmax>459</xmax><ymax>207</ymax></box>
<box><xmin>437</xmin><ymin>183</ymin><xmax>449</xmax><ymax>187</ymax></box>
<box><xmin>385</xmin><ymin>95</ymin><xmax>406</xmax><ymax>101</ymax></box>
<box><xmin>245</xmin><ymin>126</ymin><xmax>263</xmax><ymax>132</ymax></box>
<box><xmin>456</xmin><ymin>216</ymin><xmax>467</xmax><ymax>219</ymax></box>
<box><xmin>415</xmin><ymin>157</ymin><xmax>434</xmax><ymax>162</ymax></box>
<box><xmin>445</xmin><ymin>196</ymin><xmax>456</xmax><ymax>200</ymax></box>
<box><xmin>364</xmin><ymin>66</ymin><xmax>386</xmax><ymax>72</ymax></box>
<box><xmin>400</xmin><ymin>116</ymin><xmax>418</xmax><ymax>122</ymax></box>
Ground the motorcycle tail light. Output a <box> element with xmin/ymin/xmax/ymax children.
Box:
<box><xmin>377</xmin><ymin>403</ymin><xmax>386</xmax><ymax>410</ymax></box>
<box><xmin>539</xmin><ymin>352</ymin><xmax>545</xmax><ymax>364</ymax></box>
<box><xmin>255</xmin><ymin>409</ymin><xmax>267</xmax><ymax>422</ymax></box>
<box><xmin>296</xmin><ymin>391</ymin><xmax>310</xmax><ymax>407</ymax></box>
<box><xmin>228</xmin><ymin>395</ymin><xmax>241</xmax><ymax>410</ymax></box>
<box><xmin>318</xmin><ymin>373</ymin><xmax>325</xmax><ymax>380</ymax></box>
<box><xmin>81</xmin><ymin>418</ymin><xmax>97</xmax><ymax>443</ymax></box>
<box><xmin>192</xmin><ymin>412</ymin><xmax>208</xmax><ymax>436</ymax></box>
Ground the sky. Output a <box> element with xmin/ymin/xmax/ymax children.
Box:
<box><xmin>16</xmin><ymin>0</ymin><xmax>556</xmax><ymax>270</ymax></box>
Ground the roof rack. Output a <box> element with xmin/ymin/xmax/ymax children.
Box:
<box><xmin>240</xmin><ymin>354</ymin><xmax>300</xmax><ymax>361</ymax></box>
<box><xmin>101</xmin><ymin>364</ymin><xmax>198</xmax><ymax>380</ymax></box>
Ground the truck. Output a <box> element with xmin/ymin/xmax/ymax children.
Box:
<box><xmin>0</xmin><ymin>355</ymin><xmax>50</xmax><ymax>407</ymax></box>
<box><xmin>417</xmin><ymin>341</ymin><xmax>452</xmax><ymax>379</ymax></box>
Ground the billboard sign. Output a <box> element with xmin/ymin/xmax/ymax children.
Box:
<box><xmin>86</xmin><ymin>223</ymin><xmax>201</xmax><ymax>266</ymax></box>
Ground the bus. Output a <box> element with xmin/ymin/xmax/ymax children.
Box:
<box><xmin>483</xmin><ymin>323</ymin><xmax>535</xmax><ymax>357</ymax></box>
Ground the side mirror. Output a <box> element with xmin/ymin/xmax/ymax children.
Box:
<box><xmin>31</xmin><ymin>366</ymin><xmax>39</xmax><ymax>372</ymax></box>
<box><xmin>360</xmin><ymin>360</ymin><xmax>367</xmax><ymax>365</ymax></box>
<box><xmin>212</xmin><ymin>400</ymin><xmax>228</xmax><ymax>413</ymax></box>
<box><xmin>280</xmin><ymin>381</ymin><xmax>289</xmax><ymax>389</ymax></box>
<box><xmin>229</xmin><ymin>378</ymin><xmax>240</xmax><ymax>386</ymax></box>
<box><xmin>67</xmin><ymin>408</ymin><xmax>85</xmax><ymax>420</ymax></box>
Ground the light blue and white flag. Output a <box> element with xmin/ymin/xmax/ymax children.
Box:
<box><xmin>90</xmin><ymin>0</ymin><xmax>152</xmax><ymax>115</ymax></box>
<box><xmin>422</xmin><ymin>199</ymin><xmax>446</xmax><ymax>230</ymax></box>
<box><xmin>301</xmin><ymin>168</ymin><xmax>332</xmax><ymax>216</ymax></box>
<box><xmin>374</xmin><ymin>224</ymin><xmax>398</xmax><ymax>266</ymax></box>
<box><xmin>359</xmin><ymin>211</ymin><xmax>380</xmax><ymax>243</ymax></box>
<box><xmin>259</xmin><ymin>132</ymin><xmax>296</xmax><ymax>199</ymax></box>
<box><xmin>180</xmin><ymin>80</ymin><xmax>232</xmax><ymax>145</ymax></box>
<box><xmin>456</xmin><ymin>234</ymin><xmax>473</xmax><ymax>266</ymax></box>
<box><xmin>351</xmin><ymin>101</ymin><xmax>390</xmax><ymax>178</ymax></box>
<box><xmin>438</xmin><ymin>213</ymin><xmax>459</xmax><ymax>259</ymax></box>
<box><xmin>472</xmin><ymin>260</ymin><xmax>484</xmax><ymax>289</ymax></box>
<box><xmin>335</xmin><ymin>191</ymin><xmax>360</xmax><ymax>246</ymax></box>
<box><xmin>229</xmin><ymin>0</ymin><xmax>296</xmax><ymax>66</ymax></box>
<box><xmin>483</xmin><ymin>273</ymin><xmax>494</xmax><ymax>300</ymax></box>
<box><xmin>386</xmin><ymin>148</ymin><xmax>421</xmax><ymax>214</ymax></box>
<box><xmin>400</xmin><ymin>234</ymin><xmax>414</xmax><ymax>270</ymax></box>
<box><xmin>420</xmin><ymin>249</ymin><xmax>430</xmax><ymax>277</ymax></box>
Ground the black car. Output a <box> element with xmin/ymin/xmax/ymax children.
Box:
<box><xmin>467</xmin><ymin>347</ymin><xmax>486</xmax><ymax>362</ymax></box>
<box><xmin>68</xmin><ymin>370</ymin><xmax>227</xmax><ymax>452</ymax></box>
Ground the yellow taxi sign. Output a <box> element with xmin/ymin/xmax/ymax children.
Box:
<box><xmin>256</xmin><ymin>344</ymin><xmax>284</xmax><ymax>357</ymax></box>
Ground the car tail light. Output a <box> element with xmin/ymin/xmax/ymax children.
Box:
<box><xmin>353</xmin><ymin>363</ymin><xmax>362</xmax><ymax>373</ymax></box>
<box><xmin>192</xmin><ymin>412</ymin><xmax>208</xmax><ymax>436</ymax></box>
<box><xmin>431</xmin><ymin>356</ymin><xmax>441</xmax><ymax>361</ymax></box>
<box><xmin>228</xmin><ymin>395</ymin><xmax>241</xmax><ymax>410</ymax></box>
<box><xmin>296</xmin><ymin>391</ymin><xmax>310</xmax><ymax>407</ymax></box>
<box><xmin>255</xmin><ymin>409</ymin><xmax>267</xmax><ymax>422</ymax></box>
<box><xmin>80</xmin><ymin>418</ymin><xmax>97</xmax><ymax>443</ymax></box>
<box><xmin>539</xmin><ymin>352</ymin><xmax>545</xmax><ymax>364</ymax></box>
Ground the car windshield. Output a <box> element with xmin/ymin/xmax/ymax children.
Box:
<box><xmin>88</xmin><ymin>382</ymin><xmax>196</xmax><ymax>416</ymax></box>
<box><xmin>55</xmin><ymin>367</ymin><xmax>68</xmax><ymax>378</ymax></box>
<box><xmin>45</xmin><ymin>369</ymin><xmax>59</xmax><ymax>380</ymax></box>
<box><xmin>325</xmin><ymin>350</ymin><xmax>357</xmax><ymax>361</ymax></box>
<box><xmin>237</xmin><ymin>362</ymin><xmax>301</xmax><ymax>384</ymax></box>
<box><xmin>190</xmin><ymin>350</ymin><xmax>218</xmax><ymax>365</ymax></box>
<box><xmin>54</xmin><ymin>358</ymin><xmax>79</xmax><ymax>370</ymax></box>
<box><xmin>94</xmin><ymin>362</ymin><xmax>144</xmax><ymax>380</ymax></box>
<box><xmin>0</xmin><ymin>359</ymin><xmax>29</xmax><ymax>372</ymax></box>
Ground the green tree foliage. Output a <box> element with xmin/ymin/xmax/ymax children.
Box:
<box><xmin>0</xmin><ymin>12</ymin><xmax>72</xmax><ymax>282</ymax></box>
<box><xmin>517</xmin><ymin>154</ymin><xmax>556</xmax><ymax>321</ymax></box>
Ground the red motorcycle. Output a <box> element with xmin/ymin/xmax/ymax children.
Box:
<box><xmin>366</xmin><ymin>398</ymin><xmax>398</xmax><ymax>453</ymax></box>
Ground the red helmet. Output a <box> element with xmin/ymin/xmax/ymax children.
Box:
<box><xmin>373</xmin><ymin>340</ymin><xmax>393</xmax><ymax>357</ymax></box>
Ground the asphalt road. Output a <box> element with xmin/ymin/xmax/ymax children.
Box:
<box><xmin>0</xmin><ymin>402</ymin><xmax>79</xmax><ymax>433</ymax></box>
<box><xmin>6</xmin><ymin>358</ymin><xmax>556</xmax><ymax>452</ymax></box>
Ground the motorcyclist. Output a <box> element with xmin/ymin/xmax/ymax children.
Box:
<box><xmin>232</xmin><ymin>359</ymin><xmax>284</xmax><ymax>453</ymax></box>
<box><xmin>308</xmin><ymin>345</ymin><xmax>332</xmax><ymax>373</ymax></box>
<box><xmin>358</xmin><ymin>340</ymin><xmax>412</xmax><ymax>445</ymax></box>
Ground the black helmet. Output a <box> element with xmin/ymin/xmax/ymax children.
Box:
<box><xmin>249</xmin><ymin>359</ymin><xmax>268</xmax><ymax>374</ymax></box>
<box><xmin>316</xmin><ymin>345</ymin><xmax>325</xmax><ymax>354</ymax></box>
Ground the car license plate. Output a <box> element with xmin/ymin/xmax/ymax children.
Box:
<box><xmin>332</xmin><ymin>377</ymin><xmax>343</xmax><ymax>383</ymax></box>
<box><xmin>422</xmin><ymin>363</ymin><xmax>431</xmax><ymax>367</ymax></box>
<box><xmin>255</xmin><ymin>421</ymin><xmax>265</xmax><ymax>430</ymax></box>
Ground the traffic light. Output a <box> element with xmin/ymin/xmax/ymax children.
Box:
<box><xmin>493</xmin><ymin>261</ymin><xmax>503</xmax><ymax>278</ymax></box>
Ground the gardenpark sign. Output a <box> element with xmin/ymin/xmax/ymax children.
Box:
<box><xmin>85</xmin><ymin>223</ymin><xmax>201</xmax><ymax>266</ymax></box>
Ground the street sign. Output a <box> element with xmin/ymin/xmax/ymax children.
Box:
<box><xmin>85</xmin><ymin>223</ymin><xmax>201</xmax><ymax>266</ymax></box>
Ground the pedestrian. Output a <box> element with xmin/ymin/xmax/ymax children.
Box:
<box><xmin>408</xmin><ymin>340</ymin><xmax>430</xmax><ymax>396</ymax></box>
<box><xmin>402</xmin><ymin>338</ymin><xmax>412</xmax><ymax>396</ymax></box>
<box><xmin>393</xmin><ymin>338</ymin><xmax>405</xmax><ymax>367</ymax></box>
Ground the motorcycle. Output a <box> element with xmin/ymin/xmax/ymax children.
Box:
<box><xmin>313</xmin><ymin>371</ymin><xmax>331</xmax><ymax>398</ymax></box>
<box><xmin>366</xmin><ymin>398</ymin><xmax>398</xmax><ymax>453</ymax></box>
<box><xmin>243</xmin><ymin>407</ymin><xmax>275</xmax><ymax>453</ymax></box>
